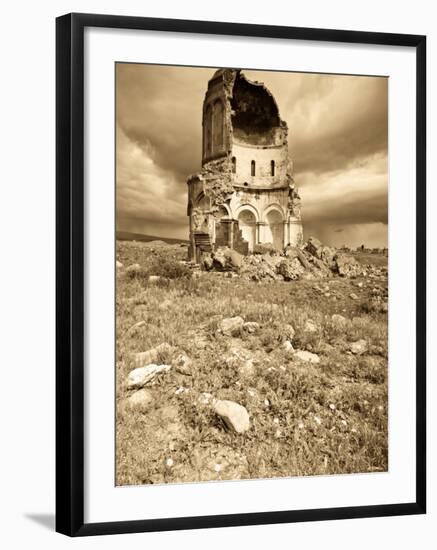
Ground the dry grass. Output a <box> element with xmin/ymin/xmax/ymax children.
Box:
<box><xmin>116</xmin><ymin>240</ymin><xmax>388</xmax><ymax>486</ymax></box>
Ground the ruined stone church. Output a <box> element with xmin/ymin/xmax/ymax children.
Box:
<box><xmin>187</xmin><ymin>68</ymin><xmax>303</xmax><ymax>263</ymax></box>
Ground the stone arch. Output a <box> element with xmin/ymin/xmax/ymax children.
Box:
<box><xmin>194</xmin><ymin>192</ymin><xmax>210</xmax><ymax>211</ymax></box>
<box><xmin>237</xmin><ymin>204</ymin><xmax>259</xmax><ymax>252</ymax></box>
<box><xmin>263</xmin><ymin>205</ymin><xmax>284</xmax><ymax>251</ymax></box>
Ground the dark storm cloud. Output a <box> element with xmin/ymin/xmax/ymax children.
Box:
<box><xmin>116</xmin><ymin>64</ymin><xmax>388</xmax><ymax>246</ymax></box>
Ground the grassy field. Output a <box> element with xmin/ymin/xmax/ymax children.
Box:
<box><xmin>116</xmin><ymin>240</ymin><xmax>388</xmax><ymax>486</ymax></box>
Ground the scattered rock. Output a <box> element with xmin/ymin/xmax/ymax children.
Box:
<box><xmin>293</xmin><ymin>350</ymin><xmax>320</xmax><ymax>364</ymax></box>
<box><xmin>335</xmin><ymin>254</ymin><xmax>360</xmax><ymax>277</ymax></box>
<box><xmin>282</xmin><ymin>340</ymin><xmax>295</xmax><ymax>354</ymax></box>
<box><xmin>116</xmin><ymin>260</ymin><xmax>123</xmax><ymax>269</ymax></box>
<box><xmin>220</xmin><ymin>316</ymin><xmax>244</xmax><ymax>336</ymax></box>
<box><xmin>243</xmin><ymin>321</ymin><xmax>260</xmax><ymax>334</ymax></box>
<box><xmin>304</xmin><ymin>319</ymin><xmax>318</xmax><ymax>333</ymax></box>
<box><xmin>349</xmin><ymin>339</ymin><xmax>368</xmax><ymax>355</ymax></box>
<box><xmin>148</xmin><ymin>275</ymin><xmax>161</xmax><ymax>283</ymax></box>
<box><xmin>125</xmin><ymin>388</ymin><xmax>154</xmax><ymax>409</ymax></box>
<box><xmin>349</xmin><ymin>292</ymin><xmax>359</xmax><ymax>300</ymax></box>
<box><xmin>283</xmin><ymin>324</ymin><xmax>296</xmax><ymax>340</ymax></box>
<box><xmin>277</xmin><ymin>258</ymin><xmax>305</xmax><ymax>280</ymax></box>
<box><xmin>174</xmin><ymin>353</ymin><xmax>192</xmax><ymax>375</ymax></box>
<box><xmin>331</xmin><ymin>314</ymin><xmax>347</xmax><ymax>327</ymax></box>
<box><xmin>212</xmin><ymin>399</ymin><xmax>250</xmax><ymax>433</ymax></box>
<box><xmin>133</xmin><ymin>342</ymin><xmax>176</xmax><ymax>368</ymax></box>
<box><xmin>127</xmin><ymin>363</ymin><xmax>171</xmax><ymax>388</ymax></box>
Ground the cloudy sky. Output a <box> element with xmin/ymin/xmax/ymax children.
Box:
<box><xmin>116</xmin><ymin>64</ymin><xmax>388</xmax><ymax>248</ymax></box>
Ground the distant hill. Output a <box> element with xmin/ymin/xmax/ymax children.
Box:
<box><xmin>116</xmin><ymin>231</ymin><xmax>189</xmax><ymax>245</ymax></box>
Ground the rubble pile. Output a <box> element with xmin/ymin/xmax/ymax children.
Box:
<box><xmin>201</xmin><ymin>236</ymin><xmax>387</xmax><ymax>281</ymax></box>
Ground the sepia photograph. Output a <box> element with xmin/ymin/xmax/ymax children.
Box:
<box><xmin>115</xmin><ymin>64</ymin><xmax>389</xmax><ymax>486</ymax></box>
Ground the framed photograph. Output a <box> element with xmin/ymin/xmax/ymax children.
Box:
<box><xmin>56</xmin><ymin>13</ymin><xmax>426</xmax><ymax>536</ymax></box>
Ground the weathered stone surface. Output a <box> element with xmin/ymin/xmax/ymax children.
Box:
<box><xmin>133</xmin><ymin>342</ymin><xmax>176</xmax><ymax>368</ymax></box>
<box><xmin>277</xmin><ymin>258</ymin><xmax>305</xmax><ymax>280</ymax></box>
<box><xmin>174</xmin><ymin>353</ymin><xmax>192</xmax><ymax>375</ymax></box>
<box><xmin>335</xmin><ymin>254</ymin><xmax>360</xmax><ymax>277</ymax></box>
<box><xmin>293</xmin><ymin>350</ymin><xmax>320</xmax><ymax>363</ymax></box>
<box><xmin>282</xmin><ymin>340</ymin><xmax>295</xmax><ymax>354</ymax></box>
<box><xmin>304</xmin><ymin>319</ymin><xmax>318</xmax><ymax>333</ymax></box>
<box><xmin>283</xmin><ymin>323</ymin><xmax>296</xmax><ymax>340</ymax></box>
<box><xmin>305</xmin><ymin>237</ymin><xmax>323</xmax><ymax>258</ymax></box>
<box><xmin>349</xmin><ymin>339</ymin><xmax>368</xmax><ymax>355</ymax></box>
<box><xmin>212</xmin><ymin>247</ymin><xmax>243</xmax><ymax>271</ymax></box>
<box><xmin>213</xmin><ymin>399</ymin><xmax>250</xmax><ymax>433</ymax></box>
<box><xmin>243</xmin><ymin>321</ymin><xmax>260</xmax><ymax>334</ymax></box>
<box><xmin>331</xmin><ymin>314</ymin><xmax>347</xmax><ymax>327</ymax></box>
<box><xmin>127</xmin><ymin>364</ymin><xmax>171</xmax><ymax>388</ymax></box>
<box><xmin>220</xmin><ymin>316</ymin><xmax>244</xmax><ymax>336</ymax></box>
<box><xmin>125</xmin><ymin>388</ymin><xmax>154</xmax><ymax>409</ymax></box>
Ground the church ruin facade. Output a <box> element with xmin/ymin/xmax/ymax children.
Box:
<box><xmin>187</xmin><ymin>69</ymin><xmax>303</xmax><ymax>263</ymax></box>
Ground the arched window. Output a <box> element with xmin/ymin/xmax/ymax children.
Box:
<box><xmin>251</xmin><ymin>160</ymin><xmax>256</xmax><ymax>176</ymax></box>
<box><xmin>271</xmin><ymin>160</ymin><xmax>275</xmax><ymax>176</ymax></box>
<box><xmin>231</xmin><ymin>156</ymin><xmax>236</xmax><ymax>174</ymax></box>
<box><xmin>212</xmin><ymin>99</ymin><xmax>224</xmax><ymax>154</ymax></box>
<box><xmin>204</xmin><ymin>104</ymin><xmax>212</xmax><ymax>157</ymax></box>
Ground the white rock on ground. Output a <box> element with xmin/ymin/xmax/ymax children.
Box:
<box><xmin>282</xmin><ymin>340</ymin><xmax>295</xmax><ymax>354</ymax></box>
<box><xmin>349</xmin><ymin>339</ymin><xmax>368</xmax><ymax>355</ymax></box>
<box><xmin>127</xmin><ymin>363</ymin><xmax>171</xmax><ymax>389</ymax></box>
<box><xmin>125</xmin><ymin>388</ymin><xmax>154</xmax><ymax>409</ymax></box>
<box><xmin>293</xmin><ymin>350</ymin><xmax>320</xmax><ymax>364</ymax></box>
<box><xmin>220</xmin><ymin>316</ymin><xmax>244</xmax><ymax>336</ymax></box>
<box><xmin>116</xmin><ymin>260</ymin><xmax>123</xmax><ymax>269</ymax></box>
<box><xmin>331</xmin><ymin>314</ymin><xmax>347</xmax><ymax>327</ymax></box>
<box><xmin>212</xmin><ymin>399</ymin><xmax>250</xmax><ymax>433</ymax></box>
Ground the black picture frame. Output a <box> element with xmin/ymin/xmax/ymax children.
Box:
<box><xmin>56</xmin><ymin>12</ymin><xmax>426</xmax><ymax>537</ymax></box>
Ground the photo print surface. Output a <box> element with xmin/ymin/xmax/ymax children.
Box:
<box><xmin>115</xmin><ymin>64</ymin><xmax>388</xmax><ymax>486</ymax></box>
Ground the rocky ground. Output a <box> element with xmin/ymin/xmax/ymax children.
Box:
<box><xmin>116</xmin><ymin>239</ymin><xmax>388</xmax><ymax>486</ymax></box>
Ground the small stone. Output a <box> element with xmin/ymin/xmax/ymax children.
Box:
<box><xmin>273</xmin><ymin>417</ymin><xmax>280</xmax><ymax>424</ymax></box>
<box><xmin>264</xmin><ymin>399</ymin><xmax>270</xmax><ymax>407</ymax></box>
<box><xmin>349</xmin><ymin>339</ymin><xmax>367</xmax><ymax>355</ymax></box>
<box><xmin>125</xmin><ymin>388</ymin><xmax>154</xmax><ymax>409</ymax></box>
<box><xmin>243</xmin><ymin>321</ymin><xmax>260</xmax><ymax>334</ymax></box>
<box><xmin>116</xmin><ymin>260</ymin><xmax>123</xmax><ymax>269</ymax></box>
<box><xmin>198</xmin><ymin>392</ymin><xmax>213</xmax><ymax>405</ymax></box>
<box><xmin>174</xmin><ymin>353</ymin><xmax>192</xmax><ymax>375</ymax></box>
<box><xmin>148</xmin><ymin>275</ymin><xmax>161</xmax><ymax>283</ymax></box>
<box><xmin>282</xmin><ymin>340</ymin><xmax>295</xmax><ymax>354</ymax></box>
<box><xmin>126</xmin><ymin>263</ymin><xmax>141</xmax><ymax>276</ymax></box>
<box><xmin>349</xmin><ymin>292</ymin><xmax>359</xmax><ymax>300</ymax></box>
<box><xmin>283</xmin><ymin>324</ymin><xmax>296</xmax><ymax>340</ymax></box>
<box><xmin>175</xmin><ymin>387</ymin><xmax>185</xmax><ymax>395</ymax></box>
<box><xmin>331</xmin><ymin>314</ymin><xmax>347</xmax><ymax>327</ymax></box>
<box><xmin>304</xmin><ymin>319</ymin><xmax>318</xmax><ymax>333</ymax></box>
<box><xmin>127</xmin><ymin>363</ymin><xmax>171</xmax><ymax>389</ymax></box>
<box><xmin>214</xmin><ymin>463</ymin><xmax>222</xmax><ymax>472</ymax></box>
<box><xmin>314</xmin><ymin>415</ymin><xmax>322</xmax><ymax>425</ymax></box>
<box><xmin>212</xmin><ymin>399</ymin><xmax>250</xmax><ymax>433</ymax></box>
<box><xmin>298</xmin><ymin>422</ymin><xmax>305</xmax><ymax>429</ymax></box>
<box><xmin>220</xmin><ymin>316</ymin><xmax>245</xmax><ymax>336</ymax></box>
<box><xmin>294</xmin><ymin>350</ymin><xmax>320</xmax><ymax>364</ymax></box>
<box><xmin>165</xmin><ymin>458</ymin><xmax>174</xmax><ymax>468</ymax></box>
<box><xmin>329</xmin><ymin>403</ymin><xmax>336</xmax><ymax>410</ymax></box>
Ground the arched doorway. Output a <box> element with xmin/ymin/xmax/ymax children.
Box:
<box><xmin>238</xmin><ymin>209</ymin><xmax>257</xmax><ymax>252</ymax></box>
<box><xmin>265</xmin><ymin>209</ymin><xmax>284</xmax><ymax>250</ymax></box>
